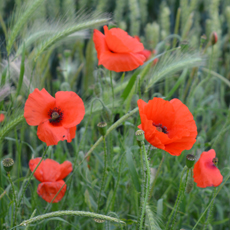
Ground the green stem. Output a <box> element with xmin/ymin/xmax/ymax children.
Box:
<box><xmin>18</xmin><ymin>147</ymin><xmax>48</xmax><ymax>206</ymax></box>
<box><xmin>192</xmin><ymin>172</ymin><xmax>230</xmax><ymax>230</ymax></box>
<box><xmin>8</xmin><ymin>173</ymin><xmax>17</xmax><ymax>226</ymax></box>
<box><xmin>171</xmin><ymin>168</ymin><xmax>189</xmax><ymax>230</ymax></box>
<box><xmin>165</xmin><ymin>166</ymin><xmax>187</xmax><ymax>230</ymax></box>
<box><xmin>97</xmin><ymin>137</ymin><xmax>107</xmax><ymax>212</ymax></box>
<box><xmin>139</xmin><ymin>141</ymin><xmax>150</xmax><ymax>230</ymax></box>
<box><xmin>84</xmin><ymin>107</ymin><xmax>139</xmax><ymax>160</ymax></box>
<box><xmin>109</xmin><ymin>71</ymin><xmax>114</xmax><ymax>112</ymax></box>
<box><xmin>19</xmin><ymin>210</ymin><xmax>125</xmax><ymax>226</ymax></box>
<box><xmin>149</xmin><ymin>157</ymin><xmax>164</xmax><ymax>200</ymax></box>
<box><xmin>203</xmin><ymin>187</ymin><xmax>217</xmax><ymax>230</ymax></box>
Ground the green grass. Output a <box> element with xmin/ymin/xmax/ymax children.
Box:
<box><xmin>0</xmin><ymin>0</ymin><xmax>230</xmax><ymax>229</ymax></box>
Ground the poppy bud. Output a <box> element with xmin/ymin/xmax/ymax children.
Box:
<box><xmin>102</xmin><ymin>106</ymin><xmax>112</xmax><ymax>122</ymax></box>
<box><xmin>94</xmin><ymin>83</ymin><xmax>102</xmax><ymax>98</ymax></box>
<box><xmin>2</xmin><ymin>158</ymin><xmax>14</xmax><ymax>173</ymax></box>
<box><xmin>64</xmin><ymin>50</ymin><xmax>71</xmax><ymax>59</ymax></box>
<box><xmin>185</xmin><ymin>171</ymin><xmax>194</xmax><ymax>193</ymax></box>
<box><xmin>17</xmin><ymin>95</ymin><xmax>23</xmax><ymax>106</ymax></box>
<box><xmin>97</xmin><ymin>122</ymin><xmax>107</xmax><ymax>136</ymax></box>
<box><xmin>180</xmin><ymin>40</ymin><xmax>189</xmax><ymax>52</ymax></box>
<box><xmin>60</xmin><ymin>82</ymin><xmax>71</xmax><ymax>91</ymax></box>
<box><xmin>200</xmin><ymin>34</ymin><xmax>207</xmax><ymax>45</ymax></box>
<box><xmin>135</xmin><ymin>130</ymin><xmax>145</xmax><ymax>142</ymax></box>
<box><xmin>186</xmin><ymin>154</ymin><xmax>195</xmax><ymax>168</ymax></box>
<box><xmin>210</xmin><ymin>32</ymin><xmax>218</xmax><ymax>45</ymax></box>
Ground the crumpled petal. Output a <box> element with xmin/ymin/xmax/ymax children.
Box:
<box><xmin>37</xmin><ymin>120</ymin><xmax>75</xmax><ymax>146</ymax></box>
<box><xmin>193</xmin><ymin>150</ymin><xmax>223</xmax><ymax>188</ymax></box>
<box><xmin>24</xmin><ymin>88</ymin><xmax>56</xmax><ymax>126</ymax></box>
<box><xmin>37</xmin><ymin>180</ymin><xmax>66</xmax><ymax>203</ymax></box>
<box><xmin>57</xmin><ymin>161</ymin><xmax>73</xmax><ymax>180</ymax></box>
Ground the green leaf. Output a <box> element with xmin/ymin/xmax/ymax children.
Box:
<box><xmin>121</xmin><ymin>70</ymin><xmax>140</xmax><ymax>101</ymax></box>
<box><xmin>125</xmin><ymin>148</ymin><xmax>141</xmax><ymax>192</ymax></box>
<box><xmin>16</xmin><ymin>43</ymin><xmax>25</xmax><ymax>96</ymax></box>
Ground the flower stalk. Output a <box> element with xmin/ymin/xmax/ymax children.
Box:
<box><xmin>139</xmin><ymin>140</ymin><xmax>150</xmax><ymax>230</ymax></box>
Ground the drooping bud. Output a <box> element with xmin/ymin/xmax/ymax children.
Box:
<box><xmin>210</xmin><ymin>32</ymin><xmax>218</xmax><ymax>45</ymax></box>
<box><xmin>97</xmin><ymin>122</ymin><xmax>107</xmax><ymax>136</ymax></box>
<box><xmin>94</xmin><ymin>82</ymin><xmax>102</xmax><ymax>98</ymax></box>
<box><xmin>186</xmin><ymin>154</ymin><xmax>195</xmax><ymax>169</ymax></box>
<box><xmin>135</xmin><ymin>130</ymin><xmax>145</xmax><ymax>142</ymax></box>
<box><xmin>102</xmin><ymin>106</ymin><xmax>112</xmax><ymax>122</ymax></box>
<box><xmin>2</xmin><ymin>158</ymin><xmax>14</xmax><ymax>173</ymax></box>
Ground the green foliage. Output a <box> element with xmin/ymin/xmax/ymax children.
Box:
<box><xmin>1</xmin><ymin>0</ymin><xmax>230</xmax><ymax>229</ymax></box>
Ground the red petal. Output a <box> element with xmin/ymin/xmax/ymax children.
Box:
<box><xmin>138</xmin><ymin>49</ymin><xmax>152</xmax><ymax>60</ymax></box>
<box><xmin>104</xmin><ymin>26</ymin><xmax>144</xmax><ymax>53</ymax></box>
<box><xmin>93</xmin><ymin>29</ymin><xmax>107</xmax><ymax>61</ymax></box>
<box><xmin>193</xmin><ymin>150</ymin><xmax>223</xmax><ymax>188</ymax></box>
<box><xmin>24</xmin><ymin>88</ymin><xmax>56</xmax><ymax>126</ymax></box>
<box><xmin>57</xmin><ymin>161</ymin><xmax>73</xmax><ymax>180</ymax></box>
<box><xmin>37</xmin><ymin>120</ymin><xmax>74</xmax><ymax>146</ymax></box>
<box><xmin>0</xmin><ymin>114</ymin><xmax>5</xmax><ymax>122</ymax></box>
<box><xmin>99</xmin><ymin>51</ymin><xmax>145</xmax><ymax>72</ymax></box>
<box><xmin>55</xmin><ymin>91</ymin><xmax>85</xmax><ymax>128</ymax></box>
<box><xmin>29</xmin><ymin>158</ymin><xmax>60</xmax><ymax>182</ymax></box>
<box><xmin>37</xmin><ymin>180</ymin><xmax>66</xmax><ymax>203</ymax></box>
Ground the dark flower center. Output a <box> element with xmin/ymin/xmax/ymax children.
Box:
<box><xmin>152</xmin><ymin>123</ymin><xmax>168</xmax><ymax>134</ymax></box>
<box><xmin>212</xmin><ymin>157</ymin><xmax>218</xmax><ymax>165</ymax></box>
<box><xmin>48</xmin><ymin>107</ymin><xmax>63</xmax><ymax>123</ymax></box>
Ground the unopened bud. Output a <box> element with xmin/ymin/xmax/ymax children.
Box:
<box><xmin>2</xmin><ymin>158</ymin><xmax>14</xmax><ymax>173</ymax></box>
<box><xmin>103</xmin><ymin>106</ymin><xmax>112</xmax><ymax>122</ymax></box>
<box><xmin>135</xmin><ymin>130</ymin><xmax>145</xmax><ymax>142</ymax></box>
<box><xmin>180</xmin><ymin>40</ymin><xmax>189</xmax><ymax>52</ymax></box>
<box><xmin>97</xmin><ymin>122</ymin><xmax>107</xmax><ymax>136</ymax></box>
<box><xmin>94</xmin><ymin>83</ymin><xmax>102</xmax><ymax>98</ymax></box>
<box><xmin>60</xmin><ymin>82</ymin><xmax>70</xmax><ymax>91</ymax></box>
<box><xmin>186</xmin><ymin>154</ymin><xmax>195</xmax><ymax>168</ymax></box>
<box><xmin>210</xmin><ymin>32</ymin><xmax>218</xmax><ymax>45</ymax></box>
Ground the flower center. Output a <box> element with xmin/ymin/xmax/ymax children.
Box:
<box><xmin>212</xmin><ymin>157</ymin><xmax>218</xmax><ymax>166</ymax></box>
<box><xmin>152</xmin><ymin>123</ymin><xmax>168</xmax><ymax>134</ymax></box>
<box><xmin>48</xmin><ymin>107</ymin><xmax>63</xmax><ymax>123</ymax></box>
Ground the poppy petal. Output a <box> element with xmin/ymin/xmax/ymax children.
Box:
<box><xmin>37</xmin><ymin>121</ymin><xmax>74</xmax><ymax>146</ymax></box>
<box><xmin>57</xmin><ymin>161</ymin><xmax>73</xmax><ymax>180</ymax></box>
<box><xmin>0</xmin><ymin>114</ymin><xmax>5</xmax><ymax>122</ymax></box>
<box><xmin>138</xmin><ymin>98</ymin><xmax>175</xmax><ymax>130</ymax></box>
<box><xmin>138</xmin><ymin>49</ymin><xmax>152</xmax><ymax>60</ymax></box>
<box><xmin>29</xmin><ymin>158</ymin><xmax>45</xmax><ymax>182</ymax></box>
<box><xmin>193</xmin><ymin>150</ymin><xmax>223</xmax><ymax>188</ymax></box>
<box><xmin>99</xmin><ymin>51</ymin><xmax>145</xmax><ymax>72</ymax></box>
<box><xmin>55</xmin><ymin>91</ymin><xmax>85</xmax><ymax>128</ymax></box>
<box><xmin>29</xmin><ymin>158</ymin><xmax>61</xmax><ymax>182</ymax></box>
<box><xmin>37</xmin><ymin>180</ymin><xmax>66</xmax><ymax>203</ymax></box>
<box><xmin>169</xmin><ymin>99</ymin><xmax>197</xmax><ymax>139</ymax></box>
<box><xmin>93</xmin><ymin>29</ymin><xmax>107</xmax><ymax>61</ymax></box>
<box><xmin>104</xmin><ymin>26</ymin><xmax>144</xmax><ymax>53</ymax></box>
<box><xmin>24</xmin><ymin>88</ymin><xmax>56</xmax><ymax>126</ymax></box>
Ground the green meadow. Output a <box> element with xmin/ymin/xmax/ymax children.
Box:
<box><xmin>0</xmin><ymin>0</ymin><xmax>230</xmax><ymax>229</ymax></box>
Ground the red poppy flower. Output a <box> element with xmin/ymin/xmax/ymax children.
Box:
<box><xmin>24</xmin><ymin>88</ymin><xmax>85</xmax><ymax>146</ymax></box>
<box><xmin>137</xmin><ymin>97</ymin><xmax>197</xmax><ymax>156</ymax></box>
<box><xmin>0</xmin><ymin>114</ymin><xmax>5</xmax><ymax>122</ymax></box>
<box><xmin>29</xmin><ymin>158</ymin><xmax>73</xmax><ymax>202</ymax></box>
<box><xmin>93</xmin><ymin>26</ymin><xmax>146</xmax><ymax>72</ymax></box>
<box><xmin>193</xmin><ymin>149</ymin><xmax>223</xmax><ymax>188</ymax></box>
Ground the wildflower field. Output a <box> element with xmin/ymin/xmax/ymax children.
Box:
<box><xmin>1</xmin><ymin>0</ymin><xmax>230</xmax><ymax>229</ymax></box>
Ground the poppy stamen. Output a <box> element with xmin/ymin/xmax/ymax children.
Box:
<box><xmin>152</xmin><ymin>123</ymin><xmax>168</xmax><ymax>134</ymax></box>
<box><xmin>48</xmin><ymin>107</ymin><xmax>63</xmax><ymax>123</ymax></box>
